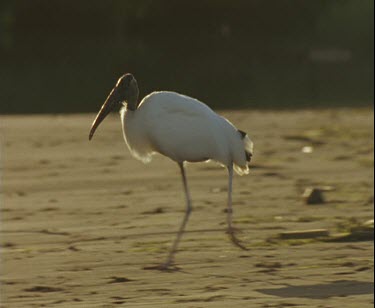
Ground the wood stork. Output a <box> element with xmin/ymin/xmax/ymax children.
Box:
<box><xmin>89</xmin><ymin>73</ymin><xmax>253</xmax><ymax>270</ymax></box>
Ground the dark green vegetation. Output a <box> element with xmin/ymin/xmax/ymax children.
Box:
<box><xmin>0</xmin><ymin>1</ymin><xmax>373</xmax><ymax>113</ymax></box>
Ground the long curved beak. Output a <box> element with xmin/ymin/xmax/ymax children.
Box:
<box><xmin>89</xmin><ymin>86</ymin><xmax>122</xmax><ymax>140</ymax></box>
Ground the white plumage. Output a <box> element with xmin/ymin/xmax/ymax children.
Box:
<box><xmin>89</xmin><ymin>74</ymin><xmax>254</xmax><ymax>270</ymax></box>
<box><xmin>121</xmin><ymin>91</ymin><xmax>253</xmax><ymax>175</ymax></box>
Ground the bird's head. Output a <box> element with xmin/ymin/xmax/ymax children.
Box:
<box><xmin>89</xmin><ymin>73</ymin><xmax>139</xmax><ymax>140</ymax></box>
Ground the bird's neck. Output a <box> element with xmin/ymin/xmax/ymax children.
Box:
<box><xmin>121</xmin><ymin>105</ymin><xmax>135</xmax><ymax>115</ymax></box>
<box><xmin>126</xmin><ymin>97</ymin><xmax>138</xmax><ymax>111</ymax></box>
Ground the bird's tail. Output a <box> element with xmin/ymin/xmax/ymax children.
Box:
<box><xmin>234</xmin><ymin>130</ymin><xmax>254</xmax><ymax>175</ymax></box>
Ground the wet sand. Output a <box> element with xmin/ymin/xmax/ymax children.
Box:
<box><xmin>1</xmin><ymin>109</ymin><xmax>374</xmax><ymax>307</ymax></box>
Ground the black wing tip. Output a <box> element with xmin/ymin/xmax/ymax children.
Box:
<box><xmin>245</xmin><ymin>151</ymin><xmax>252</xmax><ymax>163</ymax></box>
<box><xmin>238</xmin><ymin>129</ymin><xmax>247</xmax><ymax>139</ymax></box>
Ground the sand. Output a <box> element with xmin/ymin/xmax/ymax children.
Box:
<box><xmin>1</xmin><ymin>109</ymin><xmax>374</xmax><ymax>307</ymax></box>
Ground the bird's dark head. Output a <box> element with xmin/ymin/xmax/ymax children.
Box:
<box><xmin>89</xmin><ymin>73</ymin><xmax>139</xmax><ymax>140</ymax></box>
<box><xmin>115</xmin><ymin>74</ymin><xmax>139</xmax><ymax>109</ymax></box>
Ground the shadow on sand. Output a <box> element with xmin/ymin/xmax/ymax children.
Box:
<box><xmin>257</xmin><ymin>280</ymin><xmax>374</xmax><ymax>299</ymax></box>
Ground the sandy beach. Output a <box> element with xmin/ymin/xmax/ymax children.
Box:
<box><xmin>1</xmin><ymin>109</ymin><xmax>373</xmax><ymax>307</ymax></box>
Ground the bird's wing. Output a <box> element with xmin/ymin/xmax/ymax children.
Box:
<box><xmin>141</xmin><ymin>91</ymin><xmax>214</xmax><ymax>117</ymax></box>
<box><xmin>140</xmin><ymin>92</ymin><xmax>225</xmax><ymax>162</ymax></box>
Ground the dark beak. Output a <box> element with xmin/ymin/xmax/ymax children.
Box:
<box><xmin>89</xmin><ymin>86</ymin><xmax>122</xmax><ymax>140</ymax></box>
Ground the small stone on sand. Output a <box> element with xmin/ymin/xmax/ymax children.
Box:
<box><xmin>302</xmin><ymin>188</ymin><xmax>325</xmax><ymax>204</ymax></box>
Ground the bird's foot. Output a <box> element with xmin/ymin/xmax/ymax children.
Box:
<box><xmin>143</xmin><ymin>262</ymin><xmax>180</xmax><ymax>272</ymax></box>
<box><xmin>227</xmin><ymin>228</ymin><xmax>250</xmax><ymax>251</ymax></box>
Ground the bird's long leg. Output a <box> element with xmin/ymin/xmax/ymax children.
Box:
<box><xmin>227</xmin><ymin>164</ymin><xmax>249</xmax><ymax>250</ymax></box>
<box><xmin>161</xmin><ymin>162</ymin><xmax>192</xmax><ymax>269</ymax></box>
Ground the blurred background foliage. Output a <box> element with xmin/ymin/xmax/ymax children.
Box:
<box><xmin>0</xmin><ymin>0</ymin><xmax>373</xmax><ymax>113</ymax></box>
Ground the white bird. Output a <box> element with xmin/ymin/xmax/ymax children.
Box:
<box><xmin>89</xmin><ymin>73</ymin><xmax>254</xmax><ymax>270</ymax></box>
